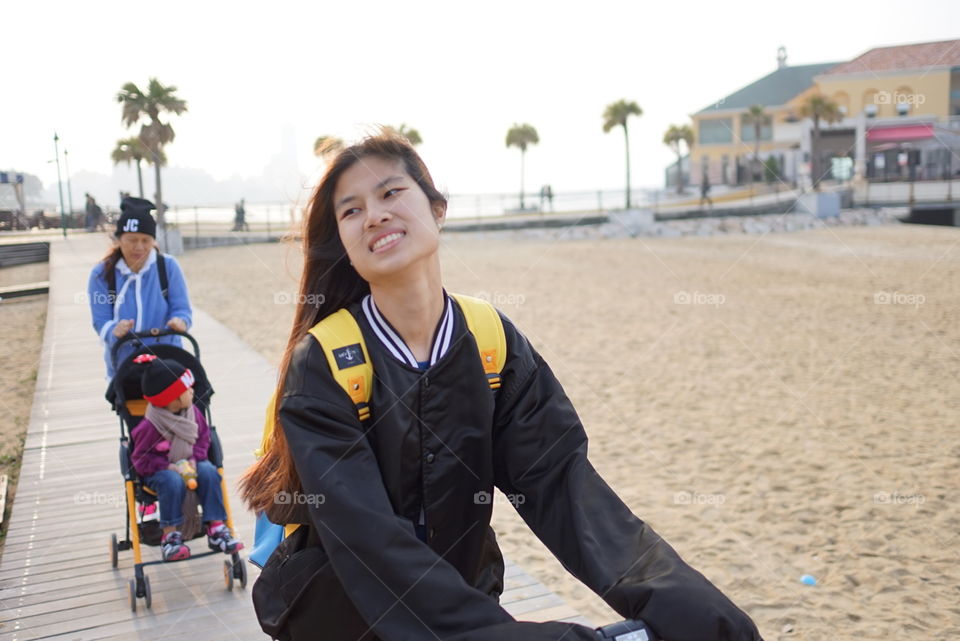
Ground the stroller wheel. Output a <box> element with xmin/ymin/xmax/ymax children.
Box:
<box><xmin>232</xmin><ymin>555</ymin><xmax>248</xmax><ymax>588</ymax></box>
<box><xmin>128</xmin><ymin>578</ymin><xmax>137</xmax><ymax>612</ymax></box>
<box><xmin>143</xmin><ymin>574</ymin><xmax>152</xmax><ymax>609</ymax></box>
<box><xmin>110</xmin><ymin>534</ymin><xmax>119</xmax><ymax>568</ymax></box>
<box><xmin>223</xmin><ymin>560</ymin><xmax>234</xmax><ymax>591</ymax></box>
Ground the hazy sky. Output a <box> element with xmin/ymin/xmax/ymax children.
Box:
<box><xmin>4</xmin><ymin>0</ymin><xmax>959</xmax><ymax>202</ymax></box>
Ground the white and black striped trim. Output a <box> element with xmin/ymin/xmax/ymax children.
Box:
<box><xmin>362</xmin><ymin>293</ymin><xmax>455</xmax><ymax>368</ymax></box>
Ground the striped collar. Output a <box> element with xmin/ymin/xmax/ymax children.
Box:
<box><xmin>361</xmin><ymin>292</ymin><xmax>455</xmax><ymax>369</ymax></box>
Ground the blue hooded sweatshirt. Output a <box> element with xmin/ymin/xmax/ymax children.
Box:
<box><xmin>88</xmin><ymin>248</ymin><xmax>193</xmax><ymax>378</ymax></box>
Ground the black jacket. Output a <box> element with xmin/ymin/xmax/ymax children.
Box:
<box><xmin>276</xmin><ymin>299</ymin><xmax>761</xmax><ymax>641</ymax></box>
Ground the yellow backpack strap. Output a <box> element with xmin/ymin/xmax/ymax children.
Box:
<box><xmin>254</xmin><ymin>310</ymin><xmax>369</xmax><ymax>542</ymax></box>
<box><xmin>254</xmin><ymin>309</ymin><xmax>372</xmax><ymax>459</ymax></box>
<box><xmin>254</xmin><ymin>391</ymin><xmax>279</xmax><ymax>459</ymax></box>
<box><xmin>450</xmin><ymin>293</ymin><xmax>507</xmax><ymax>390</ymax></box>
<box><xmin>307</xmin><ymin>308</ymin><xmax>373</xmax><ymax>422</ymax></box>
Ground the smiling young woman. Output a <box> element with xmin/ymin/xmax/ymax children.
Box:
<box><xmin>239</xmin><ymin>133</ymin><xmax>763</xmax><ymax>641</ymax></box>
<box><xmin>333</xmin><ymin>155</ymin><xmax>447</xmax><ymax>361</ymax></box>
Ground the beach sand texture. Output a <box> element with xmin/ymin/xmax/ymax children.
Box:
<box><xmin>0</xmin><ymin>263</ymin><xmax>49</xmax><ymax>540</ymax></box>
<box><xmin>179</xmin><ymin>224</ymin><xmax>960</xmax><ymax>640</ymax></box>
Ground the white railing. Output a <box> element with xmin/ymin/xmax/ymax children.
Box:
<box><xmin>854</xmin><ymin>179</ymin><xmax>959</xmax><ymax>205</ymax></box>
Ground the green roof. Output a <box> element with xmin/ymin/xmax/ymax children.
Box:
<box><xmin>697</xmin><ymin>63</ymin><xmax>839</xmax><ymax>114</ymax></box>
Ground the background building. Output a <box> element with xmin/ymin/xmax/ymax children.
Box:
<box><xmin>675</xmin><ymin>38</ymin><xmax>960</xmax><ymax>190</ymax></box>
<box><xmin>813</xmin><ymin>38</ymin><xmax>960</xmax><ymax>183</ymax></box>
<box><xmin>688</xmin><ymin>48</ymin><xmax>837</xmax><ymax>188</ymax></box>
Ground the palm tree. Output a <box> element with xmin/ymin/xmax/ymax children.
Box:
<box><xmin>743</xmin><ymin>105</ymin><xmax>767</xmax><ymax>185</ymax></box>
<box><xmin>313</xmin><ymin>135</ymin><xmax>344</xmax><ymax>157</ymax></box>
<box><xmin>395</xmin><ymin>124</ymin><xmax>422</xmax><ymax>146</ymax></box>
<box><xmin>662</xmin><ymin>124</ymin><xmax>694</xmax><ymax>194</ymax></box>
<box><xmin>799</xmin><ymin>94</ymin><xmax>842</xmax><ymax>190</ymax></box>
<box><xmin>603</xmin><ymin>99</ymin><xmax>643</xmax><ymax>208</ymax></box>
<box><xmin>111</xmin><ymin>137</ymin><xmax>165</xmax><ymax>199</ymax></box>
<box><xmin>505</xmin><ymin>123</ymin><xmax>539</xmax><ymax>210</ymax></box>
<box><xmin>117</xmin><ymin>78</ymin><xmax>187</xmax><ymax>225</ymax></box>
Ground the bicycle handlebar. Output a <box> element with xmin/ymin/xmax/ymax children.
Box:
<box><xmin>595</xmin><ymin>619</ymin><xmax>658</xmax><ymax>641</ymax></box>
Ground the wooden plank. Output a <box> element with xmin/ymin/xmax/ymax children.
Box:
<box><xmin>0</xmin><ymin>593</ymin><xmax>260</xmax><ymax>641</ymax></box>
<box><xmin>0</xmin><ymin>280</ymin><xmax>49</xmax><ymax>299</ymax></box>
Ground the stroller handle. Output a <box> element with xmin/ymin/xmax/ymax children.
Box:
<box><xmin>110</xmin><ymin>327</ymin><xmax>201</xmax><ymax>370</ymax></box>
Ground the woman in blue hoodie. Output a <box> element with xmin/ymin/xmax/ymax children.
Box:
<box><xmin>87</xmin><ymin>197</ymin><xmax>193</xmax><ymax>378</ymax></box>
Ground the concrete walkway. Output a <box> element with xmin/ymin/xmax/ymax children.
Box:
<box><xmin>0</xmin><ymin>234</ymin><xmax>588</xmax><ymax>640</ymax></box>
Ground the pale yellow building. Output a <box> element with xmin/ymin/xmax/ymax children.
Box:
<box><xmin>688</xmin><ymin>49</ymin><xmax>837</xmax><ymax>187</ymax></box>
<box><xmin>682</xmin><ymin>39</ymin><xmax>960</xmax><ymax>188</ymax></box>
<box><xmin>812</xmin><ymin>39</ymin><xmax>960</xmax><ymax>182</ymax></box>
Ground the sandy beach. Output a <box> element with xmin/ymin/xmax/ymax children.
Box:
<box><xmin>179</xmin><ymin>223</ymin><xmax>960</xmax><ymax>640</ymax></box>
<box><xmin>0</xmin><ymin>262</ymin><xmax>49</xmax><ymax>546</ymax></box>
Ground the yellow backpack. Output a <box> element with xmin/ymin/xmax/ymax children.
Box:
<box><xmin>253</xmin><ymin>294</ymin><xmax>507</xmax><ymax>540</ymax></box>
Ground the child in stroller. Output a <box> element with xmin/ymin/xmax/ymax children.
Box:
<box><xmin>131</xmin><ymin>354</ymin><xmax>244</xmax><ymax>561</ymax></box>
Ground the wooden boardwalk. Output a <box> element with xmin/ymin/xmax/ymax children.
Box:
<box><xmin>0</xmin><ymin>234</ymin><xmax>589</xmax><ymax>640</ymax></box>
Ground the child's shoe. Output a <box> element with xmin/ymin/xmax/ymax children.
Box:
<box><xmin>207</xmin><ymin>523</ymin><xmax>244</xmax><ymax>553</ymax></box>
<box><xmin>161</xmin><ymin>531</ymin><xmax>191</xmax><ymax>561</ymax></box>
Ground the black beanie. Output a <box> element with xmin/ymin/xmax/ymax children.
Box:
<box><xmin>136</xmin><ymin>355</ymin><xmax>195</xmax><ymax>407</ymax></box>
<box><xmin>116</xmin><ymin>197</ymin><xmax>157</xmax><ymax>238</ymax></box>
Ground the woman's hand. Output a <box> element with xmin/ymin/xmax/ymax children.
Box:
<box><xmin>166</xmin><ymin>317</ymin><xmax>187</xmax><ymax>332</ymax></box>
<box><xmin>112</xmin><ymin>319</ymin><xmax>134</xmax><ymax>338</ymax></box>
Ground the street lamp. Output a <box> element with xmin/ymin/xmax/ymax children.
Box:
<box><xmin>120</xmin><ymin>143</ymin><xmax>145</xmax><ymax>197</ymax></box>
<box><xmin>53</xmin><ymin>132</ymin><xmax>67</xmax><ymax>238</ymax></box>
<box><xmin>64</xmin><ymin>148</ymin><xmax>75</xmax><ymax>221</ymax></box>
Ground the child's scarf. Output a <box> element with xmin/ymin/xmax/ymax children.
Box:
<box><xmin>146</xmin><ymin>403</ymin><xmax>198</xmax><ymax>463</ymax></box>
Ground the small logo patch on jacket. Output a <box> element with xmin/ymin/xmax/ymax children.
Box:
<box><xmin>334</xmin><ymin>344</ymin><xmax>365</xmax><ymax>369</ymax></box>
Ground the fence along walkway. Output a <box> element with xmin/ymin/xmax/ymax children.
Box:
<box><xmin>0</xmin><ymin>234</ymin><xmax>589</xmax><ymax>640</ymax></box>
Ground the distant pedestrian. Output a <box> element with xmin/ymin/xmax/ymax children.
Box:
<box><xmin>539</xmin><ymin>184</ymin><xmax>554</xmax><ymax>212</ymax></box>
<box><xmin>699</xmin><ymin>174</ymin><xmax>713</xmax><ymax>209</ymax></box>
<box><xmin>85</xmin><ymin>194</ymin><xmax>105</xmax><ymax>232</ymax></box>
<box><xmin>233</xmin><ymin>199</ymin><xmax>250</xmax><ymax>231</ymax></box>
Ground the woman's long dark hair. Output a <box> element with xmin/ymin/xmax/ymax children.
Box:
<box><xmin>239</xmin><ymin>132</ymin><xmax>447</xmax><ymax>517</ymax></box>
<box><xmin>99</xmin><ymin>246</ymin><xmax>123</xmax><ymax>281</ymax></box>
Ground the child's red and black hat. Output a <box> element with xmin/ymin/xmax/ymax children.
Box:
<box><xmin>136</xmin><ymin>354</ymin><xmax>195</xmax><ymax>407</ymax></box>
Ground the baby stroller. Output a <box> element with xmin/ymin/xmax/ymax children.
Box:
<box><xmin>105</xmin><ymin>328</ymin><xmax>247</xmax><ymax>612</ymax></box>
